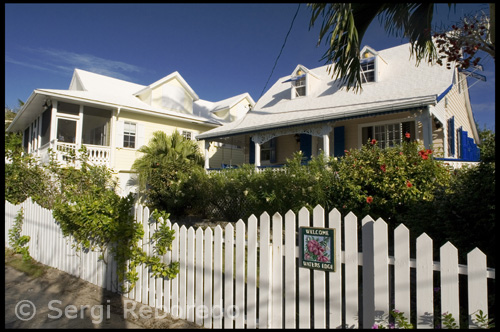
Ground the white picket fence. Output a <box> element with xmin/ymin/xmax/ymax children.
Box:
<box><xmin>5</xmin><ymin>198</ymin><xmax>495</xmax><ymax>329</ymax></box>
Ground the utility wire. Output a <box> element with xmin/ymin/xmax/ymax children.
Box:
<box><xmin>259</xmin><ymin>3</ymin><xmax>301</xmax><ymax>100</ymax></box>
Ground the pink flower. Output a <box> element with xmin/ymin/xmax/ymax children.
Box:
<box><xmin>370</xmin><ymin>139</ymin><xmax>377</xmax><ymax>145</ymax></box>
<box><xmin>307</xmin><ymin>239</ymin><xmax>325</xmax><ymax>256</ymax></box>
<box><xmin>366</xmin><ymin>196</ymin><xmax>373</xmax><ymax>204</ymax></box>
<box><xmin>406</xmin><ymin>180</ymin><xmax>413</xmax><ymax>188</ymax></box>
<box><xmin>405</xmin><ymin>132</ymin><xmax>411</xmax><ymax>139</ymax></box>
<box><xmin>317</xmin><ymin>254</ymin><xmax>329</xmax><ymax>262</ymax></box>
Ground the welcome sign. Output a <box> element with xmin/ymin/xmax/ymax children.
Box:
<box><xmin>298</xmin><ymin>227</ymin><xmax>335</xmax><ymax>272</ymax></box>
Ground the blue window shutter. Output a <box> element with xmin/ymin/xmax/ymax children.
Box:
<box><xmin>333</xmin><ymin>126</ymin><xmax>345</xmax><ymax>157</ymax></box>
<box><xmin>448</xmin><ymin>117</ymin><xmax>455</xmax><ymax>156</ymax></box>
<box><xmin>300</xmin><ymin>134</ymin><xmax>312</xmax><ymax>160</ymax></box>
<box><xmin>270</xmin><ymin>137</ymin><xmax>277</xmax><ymax>163</ymax></box>
<box><xmin>461</xmin><ymin>130</ymin><xmax>470</xmax><ymax>161</ymax></box>
<box><xmin>249</xmin><ymin>137</ymin><xmax>255</xmax><ymax>164</ymax></box>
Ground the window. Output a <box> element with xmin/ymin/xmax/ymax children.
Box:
<box><xmin>361</xmin><ymin>58</ymin><xmax>375</xmax><ymax>83</ymax></box>
<box><xmin>362</xmin><ymin>121</ymin><xmax>414</xmax><ymax>148</ymax></box>
<box><xmin>57</xmin><ymin>118</ymin><xmax>77</xmax><ymax>144</ymax></box>
<box><xmin>447</xmin><ymin>116</ymin><xmax>455</xmax><ymax>156</ymax></box>
<box><xmin>23</xmin><ymin>127</ymin><xmax>30</xmax><ymax>151</ymax></box>
<box><xmin>293</xmin><ymin>75</ymin><xmax>306</xmax><ymax>97</ymax></box>
<box><xmin>456</xmin><ymin>127</ymin><xmax>462</xmax><ymax>159</ymax></box>
<box><xmin>182</xmin><ymin>131</ymin><xmax>192</xmax><ymax>140</ymax></box>
<box><xmin>40</xmin><ymin>108</ymin><xmax>52</xmax><ymax>146</ymax></box>
<box><xmin>82</xmin><ymin>106</ymin><xmax>111</xmax><ymax>146</ymax></box>
<box><xmin>123</xmin><ymin>122</ymin><xmax>136</xmax><ymax>148</ymax></box>
<box><xmin>58</xmin><ymin>102</ymin><xmax>80</xmax><ymax>116</ymax></box>
<box><xmin>260</xmin><ymin>138</ymin><xmax>277</xmax><ymax>163</ymax></box>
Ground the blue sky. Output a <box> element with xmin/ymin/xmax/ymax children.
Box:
<box><xmin>5</xmin><ymin>3</ymin><xmax>495</xmax><ymax>131</ymax></box>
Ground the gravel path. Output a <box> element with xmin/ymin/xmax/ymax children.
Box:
<box><xmin>5</xmin><ymin>255</ymin><xmax>203</xmax><ymax>329</ymax></box>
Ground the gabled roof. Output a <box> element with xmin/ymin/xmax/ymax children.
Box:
<box><xmin>193</xmin><ymin>93</ymin><xmax>255</xmax><ymax>123</ymax></box>
<box><xmin>210</xmin><ymin>93</ymin><xmax>255</xmax><ymax>113</ymax></box>
<box><xmin>70</xmin><ymin>68</ymin><xmax>147</xmax><ymax>96</ymax></box>
<box><xmin>134</xmin><ymin>71</ymin><xmax>199</xmax><ymax>101</ymax></box>
<box><xmin>7</xmin><ymin>68</ymin><xmax>247</xmax><ymax>132</ymax></box>
<box><xmin>289</xmin><ymin>64</ymin><xmax>320</xmax><ymax>80</ymax></box>
<box><xmin>197</xmin><ymin>43</ymin><xmax>456</xmax><ymax>140</ymax></box>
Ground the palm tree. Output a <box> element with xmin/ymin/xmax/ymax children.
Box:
<box><xmin>131</xmin><ymin>130</ymin><xmax>204</xmax><ymax>190</ymax></box>
<box><xmin>308</xmin><ymin>3</ymin><xmax>495</xmax><ymax>92</ymax></box>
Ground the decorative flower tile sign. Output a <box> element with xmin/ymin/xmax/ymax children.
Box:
<box><xmin>298</xmin><ymin>227</ymin><xmax>336</xmax><ymax>272</ymax></box>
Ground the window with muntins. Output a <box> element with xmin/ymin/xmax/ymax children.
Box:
<box><xmin>123</xmin><ymin>122</ymin><xmax>136</xmax><ymax>148</ymax></box>
<box><xmin>361</xmin><ymin>58</ymin><xmax>375</xmax><ymax>83</ymax></box>
<box><xmin>182</xmin><ymin>131</ymin><xmax>192</xmax><ymax>140</ymax></box>
<box><xmin>362</xmin><ymin>121</ymin><xmax>414</xmax><ymax>148</ymax></box>
<box><xmin>293</xmin><ymin>76</ymin><xmax>306</xmax><ymax>97</ymax></box>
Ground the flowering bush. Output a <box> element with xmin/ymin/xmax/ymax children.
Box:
<box><xmin>325</xmin><ymin>140</ymin><xmax>451</xmax><ymax>226</ymax></box>
<box><xmin>154</xmin><ymin>140</ymin><xmax>453</xmax><ymax>227</ymax></box>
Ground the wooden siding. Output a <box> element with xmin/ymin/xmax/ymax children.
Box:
<box><xmin>113</xmin><ymin>110</ymin><xmax>214</xmax><ymax>172</ymax></box>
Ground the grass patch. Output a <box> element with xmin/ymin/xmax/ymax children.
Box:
<box><xmin>5</xmin><ymin>247</ymin><xmax>48</xmax><ymax>278</ymax></box>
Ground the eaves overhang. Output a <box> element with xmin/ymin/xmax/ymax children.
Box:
<box><xmin>196</xmin><ymin>95</ymin><xmax>437</xmax><ymax>140</ymax></box>
<box><xmin>7</xmin><ymin>90</ymin><xmax>220</xmax><ymax>133</ymax></box>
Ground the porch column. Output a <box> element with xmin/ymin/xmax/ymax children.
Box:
<box><xmin>254</xmin><ymin>142</ymin><xmax>261</xmax><ymax>169</ymax></box>
<box><xmin>76</xmin><ymin>105</ymin><xmax>83</xmax><ymax>148</ymax></box>
<box><xmin>109</xmin><ymin>108</ymin><xmax>118</xmax><ymax>169</ymax></box>
<box><xmin>49</xmin><ymin>100</ymin><xmax>58</xmax><ymax>142</ymax></box>
<box><xmin>323</xmin><ymin>133</ymin><xmax>330</xmax><ymax>158</ymax></box>
<box><xmin>204</xmin><ymin>140</ymin><xmax>211</xmax><ymax>169</ymax></box>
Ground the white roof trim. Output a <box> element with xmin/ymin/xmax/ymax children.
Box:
<box><xmin>34</xmin><ymin>89</ymin><xmax>219</xmax><ymax>126</ymax></box>
<box><xmin>197</xmin><ymin>95</ymin><xmax>437</xmax><ymax>140</ymax></box>
<box><xmin>291</xmin><ymin>64</ymin><xmax>320</xmax><ymax>80</ymax></box>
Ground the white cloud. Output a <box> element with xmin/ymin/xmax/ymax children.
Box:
<box><xmin>7</xmin><ymin>47</ymin><xmax>147</xmax><ymax>81</ymax></box>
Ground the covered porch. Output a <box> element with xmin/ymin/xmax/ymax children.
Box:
<box><xmin>201</xmin><ymin>108</ymin><xmax>435</xmax><ymax>170</ymax></box>
<box><xmin>12</xmin><ymin>95</ymin><xmax>114</xmax><ymax>168</ymax></box>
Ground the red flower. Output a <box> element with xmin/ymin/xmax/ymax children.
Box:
<box><xmin>380</xmin><ymin>164</ymin><xmax>386</xmax><ymax>172</ymax></box>
<box><xmin>366</xmin><ymin>196</ymin><xmax>373</xmax><ymax>204</ymax></box>
<box><xmin>405</xmin><ymin>132</ymin><xmax>411</xmax><ymax>139</ymax></box>
<box><xmin>418</xmin><ymin>149</ymin><xmax>431</xmax><ymax>160</ymax></box>
<box><xmin>370</xmin><ymin>139</ymin><xmax>377</xmax><ymax>145</ymax></box>
<box><xmin>406</xmin><ymin>180</ymin><xmax>413</xmax><ymax>188</ymax></box>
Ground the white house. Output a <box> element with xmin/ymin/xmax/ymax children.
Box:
<box><xmin>197</xmin><ymin>43</ymin><xmax>481</xmax><ymax>169</ymax></box>
<box><xmin>7</xmin><ymin>69</ymin><xmax>255</xmax><ymax>196</ymax></box>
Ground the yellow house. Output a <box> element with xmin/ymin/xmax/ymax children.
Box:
<box><xmin>197</xmin><ymin>43</ymin><xmax>481</xmax><ymax>169</ymax></box>
<box><xmin>7</xmin><ymin>69</ymin><xmax>255</xmax><ymax>196</ymax></box>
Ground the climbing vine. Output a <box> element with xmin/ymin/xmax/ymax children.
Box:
<box><xmin>9</xmin><ymin>146</ymin><xmax>179</xmax><ymax>293</ymax></box>
<box><xmin>8</xmin><ymin>208</ymin><xmax>31</xmax><ymax>261</ymax></box>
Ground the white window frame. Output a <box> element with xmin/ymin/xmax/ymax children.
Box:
<box><xmin>123</xmin><ymin>121</ymin><xmax>137</xmax><ymax>149</ymax></box>
<box><xmin>293</xmin><ymin>75</ymin><xmax>306</xmax><ymax>98</ymax></box>
<box><xmin>260</xmin><ymin>140</ymin><xmax>272</xmax><ymax>162</ymax></box>
<box><xmin>361</xmin><ymin>57</ymin><xmax>376</xmax><ymax>83</ymax></box>
<box><xmin>182</xmin><ymin>130</ymin><xmax>192</xmax><ymax>140</ymax></box>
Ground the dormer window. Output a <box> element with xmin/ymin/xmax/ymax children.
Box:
<box><xmin>293</xmin><ymin>75</ymin><xmax>306</xmax><ymax>97</ymax></box>
<box><xmin>361</xmin><ymin>57</ymin><xmax>375</xmax><ymax>83</ymax></box>
<box><xmin>285</xmin><ymin>68</ymin><xmax>307</xmax><ymax>99</ymax></box>
<box><xmin>359</xmin><ymin>46</ymin><xmax>385</xmax><ymax>84</ymax></box>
